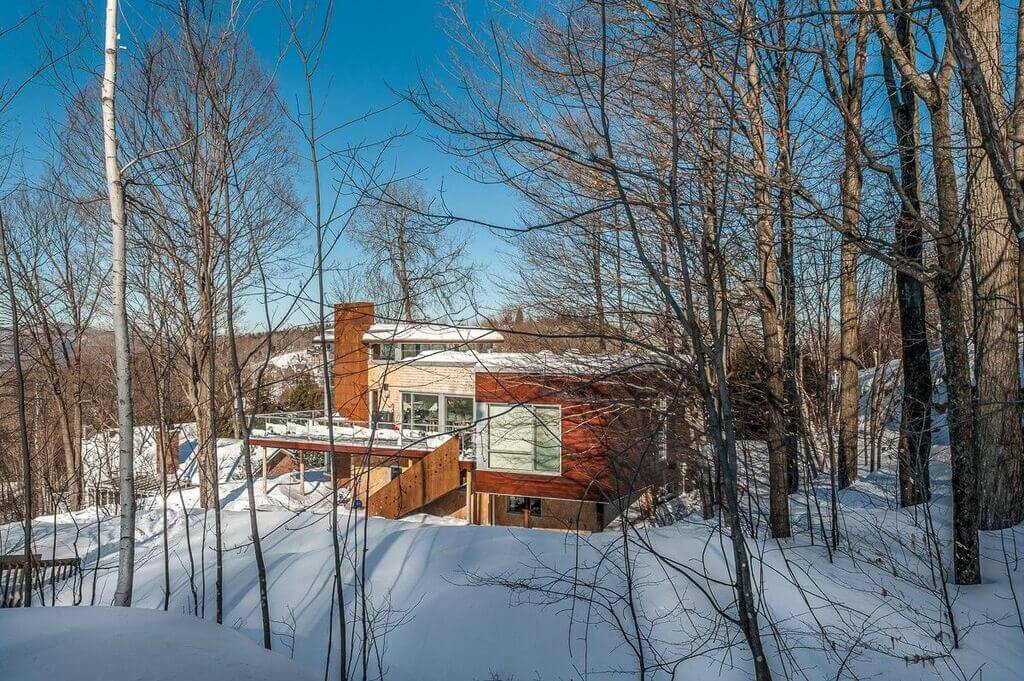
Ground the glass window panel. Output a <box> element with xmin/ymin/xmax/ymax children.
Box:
<box><xmin>488</xmin><ymin>405</ymin><xmax>535</xmax><ymax>455</ymax></box>
<box><xmin>507</xmin><ymin>496</ymin><xmax>542</xmax><ymax>516</ymax></box>
<box><xmin>489</xmin><ymin>451</ymin><xmax>534</xmax><ymax>471</ymax></box>
<box><xmin>445</xmin><ymin>396</ymin><xmax>474</xmax><ymax>429</ymax></box>
<box><xmin>401</xmin><ymin>393</ymin><xmax>439</xmax><ymax>428</ymax></box>
<box><xmin>534</xmin><ymin>406</ymin><xmax>561</xmax><ymax>473</ymax></box>
<box><xmin>485</xmin><ymin>404</ymin><xmax>562</xmax><ymax>473</ymax></box>
<box><xmin>400</xmin><ymin>343</ymin><xmax>421</xmax><ymax>360</ymax></box>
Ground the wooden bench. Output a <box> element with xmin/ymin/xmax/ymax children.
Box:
<box><xmin>0</xmin><ymin>554</ymin><xmax>82</xmax><ymax>608</ymax></box>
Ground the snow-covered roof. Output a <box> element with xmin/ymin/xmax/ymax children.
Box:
<box><xmin>398</xmin><ymin>349</ymin><xmax>481</xmax><ymax>366</ymax></box>
<box><xmin>360</xmin><ymin>323</ymin><xmax>504</xmax><ymax>344</ymax></box>
<box><xmin>407</xmin><ymin>349</ymin><xmax>650</xmax><ymax>375</ymax></box>
<box><xmin>473</xmin><ymin>351</ymin><xmax>647</xmax><ymax>375</ymax></box>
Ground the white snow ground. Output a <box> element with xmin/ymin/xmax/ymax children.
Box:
<box><xmin>0</xmin><ymin>606</ymin><xmax>316</xmax><ymax>681</ymax></box>
<box><xmin>1</xmin><ymin>450</ymin><xmax>1022</xmax><ymax>681</ymax></box>
<box><xmin>6</xmin><ymin>352</ymin><xmax>1024</xmax><ymax>681</ymax></box>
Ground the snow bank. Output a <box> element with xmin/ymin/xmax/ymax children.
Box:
<box><xmin>0</xmin><ymin>606</ymin><xmax>316</xmax><ymax>681</ymax></box>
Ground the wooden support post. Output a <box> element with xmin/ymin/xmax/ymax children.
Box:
<box><xmin>299</xmin><ymin>454</ymin><xmax>306</xmax><ymax>496</ymax></box>
<box><xmin>261</xmin><ymin>447</ymin><xmax>268</xmax><ymax>495</ymax></box>
<box><xmin>466</xmin><ymin>471</ymin><xmax>475</xmax><ymax>525</ymax></box>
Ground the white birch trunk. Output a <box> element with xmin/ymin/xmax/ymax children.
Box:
<box><xmin>103</xmin><ymin>0</ymin><xmax>135</xmax><ymax>607</ymax></box>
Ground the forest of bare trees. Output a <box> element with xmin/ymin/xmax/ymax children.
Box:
<box><xmin>1</xmin><ymin>0</ymin><xmax>1024</xmax><ymax>680</ymax></box>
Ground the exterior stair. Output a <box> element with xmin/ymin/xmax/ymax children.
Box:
<box><xmin>366</xmin><ymin>436</ymin><xmax>462</xmax><ymax>519</ymax></box>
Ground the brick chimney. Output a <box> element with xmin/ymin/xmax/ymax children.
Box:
<box><xmin>332</xmin><ymin>302</ymin><xmax>374</xmax><ymax>422</ymax></box>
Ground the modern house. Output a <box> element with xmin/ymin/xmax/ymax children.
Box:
<box><xmin>251</xmin><ymin>303</ymin><xmax>692</xmax><ymax>531</ymax></box>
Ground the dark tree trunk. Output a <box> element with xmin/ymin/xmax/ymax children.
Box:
<box><xmin>774</xmin><ymin>3</ymin><xmax>801</xmax><ymax>494</ymax></box>
<box><xmin>883</xmin><ymin>8</ymin><xmax>933</xmax><ymax>506</ymax></box>
<box><xmin>930</xmin><ymin>95</ymin><xmax>981</xmax><ymax>583</ymax></box>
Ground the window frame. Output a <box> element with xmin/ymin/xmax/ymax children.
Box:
<box><xmin>399</xmin><ymin>391</ymin><xmax>476</xmax><ymax>435</ymax></box>
<box><xmin>483</xmin><ymin>403</ymin><xmax>562</xmax><ymax>475</ymax></box>
<box><xmin>400</xmin><ymin>392</ymin><xmax>440</xmax><ymax>431</ymax></box>
<box><xmin>443</xmin><ymin>395</ymin><xmax>475</xmax><ymax>430</ymax></box>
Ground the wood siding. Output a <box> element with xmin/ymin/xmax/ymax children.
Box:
<box><xmin>490</xmin><ymin>494</ymin><xmax>603</xmax><ymax>532</ymax></box>
<box><xmin>367</xmin><ymin>436</ymin><xmax>462</xmax><ymax>519</ymax></box>
<box><xmin>368</xmin><ymin>362</ymin><xmax>476</xmax><ymax>418</ymax></box>
<box><xmin>475</xmin><ymin>372</ymin><xmax>618</xmax><ymax>502</ymax></box>
<box><xmin>475</xmin><ymin>371</ymin><xmax>685</xmax><ymax>504</ymax></box>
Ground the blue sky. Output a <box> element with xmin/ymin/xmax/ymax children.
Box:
<box><xmin>0</xmin><ymin>1</ymin><xmax>522</xmax><ymax>321</ymax></box>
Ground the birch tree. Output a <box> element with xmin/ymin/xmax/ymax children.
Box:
<box><xmin>102</xmin><ymin>0</ymin><xmax>135</xmax><ymax>608</ymax></box>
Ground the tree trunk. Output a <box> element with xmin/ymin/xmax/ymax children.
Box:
<box><xmin>774</xmin><ymin>3</ymin><xmax>801</xmax><ymax>494</ymax></box>
<box><xmin>882</xmin><ymin>12</ymin><xmax>933</xmax><ymax>506</ymax></box>
<box><xmin>956</xmin><ymin>0</ymin><xmax>1024</xmax><ymax>528</ymax></box>
<box><xmin>1</xmin><ymin>211</ymin><xmax>34</xmax><ymax>607</ymax></box>
<box><xmin>223</xmin><ymin>232</ymin><xmax>272</xmax><ymax>648</ymax></box>
<box><xmin>742</xmin><ymin>22</ymin><xmax>790</xmax><ymax>538</ymax></box>
<box><xmin>837</xmin><ymin>126</ymin><xmax>861</xmax><ymax>490</ymax></box>
<box><xmin>930</xmin><ymin>94</ymin><xmax>981</xmax><ymax>584</ymax></box>
<box><xmin>200</xmin><ymin>219</ymin><xmax>223</xmax><ymax>623</ymax></box>
<box><xmin>103</xmin><ymin>0</ymin><xmax>135</xmax><ymax>608</ymax></box>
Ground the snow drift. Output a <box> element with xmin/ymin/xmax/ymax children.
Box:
<box><xmin>0</xmin><ymin>606</ymin><xmax>316</xmax><ymax>681</ymax></box>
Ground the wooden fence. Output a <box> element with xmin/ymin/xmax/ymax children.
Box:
<box><xmin>0</xmin><ymin>554</ymin><xmax>82</xmax><ymax>608</ymax></box>
<box><xmin>367</xmin><ymin>437</ymin><xmax>462</xmax><ymax>519</ymax></box>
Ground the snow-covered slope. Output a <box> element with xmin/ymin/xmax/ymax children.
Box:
<box><xmin>0</xmin><ymin>606</ymin><xmax>316</xmax><ymax>681</ymax></box>
<box><xmin>3</xmin><ymin>445</ymin><xmax>1023</xmax><ymax>680</ymax></box>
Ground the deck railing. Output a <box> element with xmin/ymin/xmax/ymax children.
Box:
<box><xmin>251</xmin><ymin>412</ymin><xmax>472</xmax><ymax>452</ymax></box>
<box><xmin>0</xmin><ymin>554</ymin><xmax>82</xmax><ymax>608</ymax></box>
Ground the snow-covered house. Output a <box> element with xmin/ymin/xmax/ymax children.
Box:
<box><xmin>251</xmin><ymin>302</ymin><xmax>694</xmax><ymax>531</ymax></box>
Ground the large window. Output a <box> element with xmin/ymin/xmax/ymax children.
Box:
<box><xmin>400</xmin><ymin>392</ymin><xmax>475</xmax><ymax>435</ymax></box>
<box><xmin>401</xmin><ymin>393</ymin><xmax>439</xmax><ymax>430</ymax></box>
<box><xmin>485</xmin><ymin>404</ymin><xmax>561</xmax><ymax>474</ymax></box>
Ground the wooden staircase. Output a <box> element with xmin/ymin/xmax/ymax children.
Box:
<box><xmin>367</xmin><ymin>436</ymin><xmax>463</xmax><ymax>519</ymax></box>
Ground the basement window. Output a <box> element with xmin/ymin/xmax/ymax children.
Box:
<box><xmin>507</xmin><ymin>496</ymin><xmax>542</xmax><ymax>517</ymax></box>
<box><xmin>389</xmin><ymin>466</ymin><xmax>402</xmax><ymax>481</ymax></box>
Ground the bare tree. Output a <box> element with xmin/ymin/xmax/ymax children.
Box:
<box><xmin>933</xmin><ymin>0</ymin><xmax>1024</xmax><ymax>529</ymax></box>
<box><xmin>869</xmin><ymin>0</ymin><xmax>980</xmax><ymax>582</ymax></box>
<box><xmin>6</xmin><ymin>183</ymin><xmax>106</xmax><ymax>513</ymax></box>
<box><xmin>354</xmin><ymin>181</ymin><xmax>474</xmax><ymax>322</ymax></box>
<box><xmin>880</xmin><ymin>0</ymin><xmax>933</xmax><ymax>506</ymax></box>
<box><xmin>102</xmin><ymin>0</ymin><xmax>135</xmax><ymax>608</ymax></box>
<box><xmin>0</xmin><ymin>207</ymin><xmax>33</xmax><ymax>607</ymax></box>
